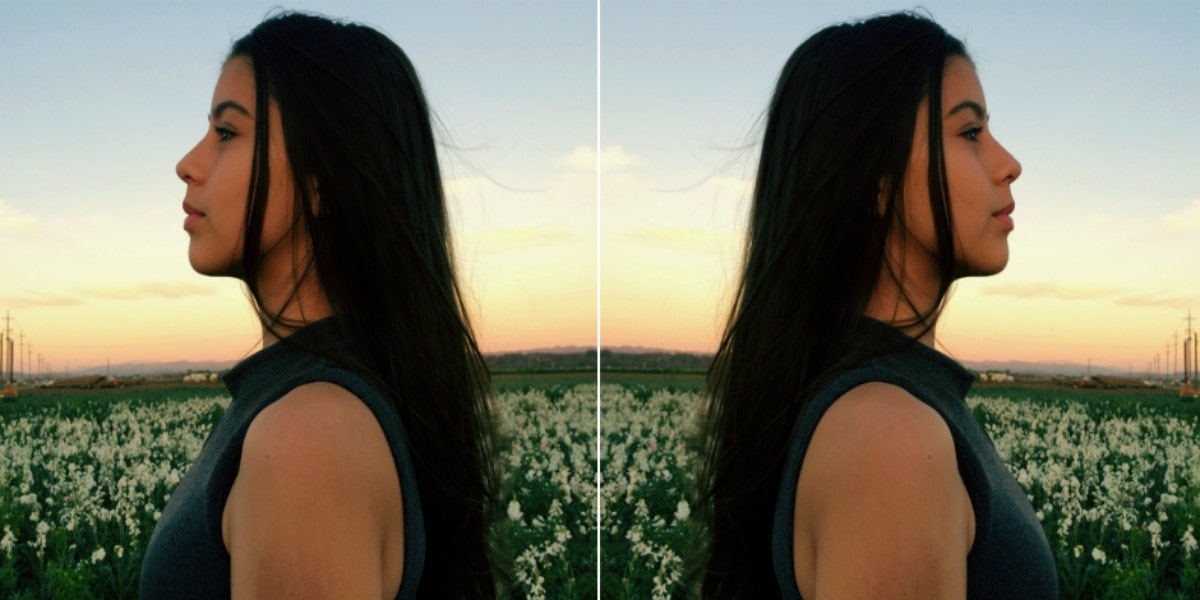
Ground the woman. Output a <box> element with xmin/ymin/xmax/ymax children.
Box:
<box><xmin>140</xmin><ymin>12</ymin><xmax>499</xmax><ymax>599</ymax></box>
<box><xmin>698</xmin><ymin>12</ymin><xmax>1057</xmax><ymax>599</ymax></box>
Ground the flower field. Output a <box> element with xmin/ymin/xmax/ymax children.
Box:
<box><xmin>3</xmin><ymin>382</ymin><xmax>1198</xmax><ymax>598</ymax></box>
<box><xmin>599</xmin><ymin>383</ymin><xmax>1200</xmax><ymax>599</ymax></box>
<box><xmin>494</xmin><ymin>384</ymin><xmax>597</xmax><ymax>599</ymax></box>
<box><xmin>0</xmin><ymin>384</ymin><xmax>599</xmax><ymax>599</ymax></box>
<box><xmin>0</xmin><ymin>391</ymin><xmax>225</xmax><ymax>597</ymax></box>
<box><xmin>599</xmin><ymin>384</ymin><xmax>700</xmax><ymax>600</ymax></box>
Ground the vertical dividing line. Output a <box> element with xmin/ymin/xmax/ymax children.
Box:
<box><xmin>594</xmin><ymin>0</ymin><xmax>603</xmax><ymax>597</ymax></box>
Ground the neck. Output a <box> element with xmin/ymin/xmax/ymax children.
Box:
<box><xmin>863</xmin><ymin>261</ymin><xmax>945</xmax><ymax>348</ymax></box>
<box><xmin>252</xmin><ymin>262</ymin><xmax>333</xmax><ymax>349</ymax></box>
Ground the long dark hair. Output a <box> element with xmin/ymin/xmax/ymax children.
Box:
<box><xmin>697</xmin><ymin>12</ymin><xmax>967</xmax><ymax>598</ymax></box>
<box><xmin>230</xmin><ymin>12</ymin><xmax>500</xmax><ymax>598</ymax></box>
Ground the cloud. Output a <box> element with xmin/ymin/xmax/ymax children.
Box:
<box><xmin>557</xmin><ymin>145</ymin><xmax>636</xmax><ymax>172</ymax></box>
<box><xmin>1113</xmin><ymin>294</ymin><xmax>1196</xmax><ymax>311</ymax></box>
<box><xmin>981</xmin><ymin>281</ymin><xmax>1123</xmax><ymax>301</ymax></box>
<box><xmin>0</xmin><ymin>281</ymin><xmax>217</xmax><ymax>310</ymax></box>
<box><xmin>1155</xmin><ymin>199</ymin><xmax>1200</xmax><ymax>235</ymax></box>
<box><xmin>0</xmin><ymin>199</ymin><xmax>40</xmax><ymax>234</ymax></box>
<box><xmin>622</xmin><ymin>227</ymin><xmax>732</xmax><ymax>255</ymax></box>
<box><xmin>443</xmin><ymin>177</ymin><xmax>490</xmax><ymax>196</ymax></box>
<box><xmin>0</xmin><ymin>293</ymin><xmax>83</xmax><ymax>310</ymax></box>
<box><xmin>76</xmin><ymin>281</ymin><xmax>218</xmax><ymax>301</ymax></box>
<box><xmin>465</xmin><ymin>228</ymin><xmax>577</xmax><ymax>253</ymax></box>
<box><xmin>711</xmin><ymin>177</ymin><xmax>754</xmax><ymax>197</ymax></box>
<box><xmin>983</xmin><ymin>281</ymin><xmax>1197</xmax><ymax>311</ymax></box>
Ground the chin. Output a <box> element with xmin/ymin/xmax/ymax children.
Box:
<box><xmin>963</xmin><ymin>256</ymin><xmax>1009</xmax><ymax>278</ymax></box>
<box><xmin>188</xmin><ymin>247</ymin><xmax>237</xmax><ymax>277</ymax></box>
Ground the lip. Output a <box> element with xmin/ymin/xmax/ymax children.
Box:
<box><xmin>183</xmin><ymin>201</ymin><xmax>205</xmax><ymax>231</ymax></box>
<box><xmin>993</xmin><ymin>201</ymin><xmax>1015</xmax><ymax>231</ymax></box>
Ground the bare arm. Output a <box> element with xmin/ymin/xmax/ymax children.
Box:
<box><xmin>223</xmin><ymin>382</ymin><xmax>405</xmax><ymax>599</ymax></box>
<box><xmin>793</xmin><ymin>382</ymin><xmax>974</xmax><ymax>600</ymax></box>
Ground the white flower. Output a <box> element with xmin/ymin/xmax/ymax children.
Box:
<box><xmin>91</xmin><ymin>547</ymin><xmax>106</xmax><ymax>563</ymax></box>
<box><xmin>1182</xmin><ymin>526</ymin><xmax>1198</xmax><ymax>556</ymax></box>
<box><xmin>674</xmin><ymin>500</ymin><xmax>690</xmax><ymax>522</ymax></box>
<box><xmin>35</xmin><ymin>521</ymin><xmax>49</xmax><ymax>536</ymax></box>
<box><xmin>114</xmin><ymin>544</ymin><xmax>125</xmax><ymax>558</ymax></box>
<box><xmin>1073</xmin><ymin>545</ymin><xmax>1083</xmax><ymax>558</ymax></box>
<box><xmin>0</xmin><ymin>526</ymin><xmax>15</xmax><ymax>557</ymax></box>
<box><xmin>507</xmin><ymin>500</ymin><xmax>523</xmax><ymax>521</ymax></box>
<box><xmin>1149</xmin><ymin>521</ymin><xmax>1162</xmax><ymax>535</ymax></box>
<box><xmin>1091</xmin><ymin>547</ymin><xmax>1106</xmax><ymax>564</ymax></box>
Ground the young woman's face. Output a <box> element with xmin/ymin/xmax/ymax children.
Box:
<box><xmin>176</xmin><ymin>57</ymin><xmax>297</xmax><ymax>279</ymax></box>
<box><xmin>901</xmin><ymin>55</ymin><xmax>1022</xmax><ymax>279</ymax></box>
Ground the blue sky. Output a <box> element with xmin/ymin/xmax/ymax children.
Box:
<box><xmin>2</xmin><ymin>1</ymin><xmax>1198</xmax><ymax>372</ymax></box>
<box><xmin>601</xmin><ymin>1</ymin><xmax>1200</xmax><ymax>370</ymax></box>
<box><xmin>0</xmin><ymin>1</ymin><xmax>595</xmax><ymax>367</ymax></box>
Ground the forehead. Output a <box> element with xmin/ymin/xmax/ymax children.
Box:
<box><xmin>941</xmin><ymin>56</ymin><xmax>985</xmax><ymax>114</ymax></box>
<box><xmin>211</xmin><ymin>57</ymin><xmax>257</xmax><ymax>114</ymax></box>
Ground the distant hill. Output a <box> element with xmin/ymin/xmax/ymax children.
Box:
<box><xmin>520</xmin><ymin>345</ymin><xmax>593</xmax><ymax>354</ymax></box>
<box><xmin>960</xmin><ymin>359</ymin><xmax>1126</xmax><ymax>378</ymax></box>
<box><xmin>603</xmin><ymin>345</ymin><xmax>677</xmax><ymax>354</ymax></box>
<box><xmin>67</xmin><ymin>360</ymin><xmax>239</xmax><ymax>378</ymax></box>
<box><xmin>61</xmin><ymin>350</ymin><xmax>1127</xmax><ymax>380</ymax></box>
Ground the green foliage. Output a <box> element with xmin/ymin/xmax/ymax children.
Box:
<box><xmin>0</xmin><ymin>384</ymin><xmax>599</xmax><ymax>599</ymax></box>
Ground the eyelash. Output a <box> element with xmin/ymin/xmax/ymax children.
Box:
<box><xmin>214</xmin><ymin>126</ymin><xmax>235</xmax><ymax>142</ymax></box>
<box><xmin>962</xmin><ymin>126</ymin><xmax>983</xmax><ymax>142</ymax></box>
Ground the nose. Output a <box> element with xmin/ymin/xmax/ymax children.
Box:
<box><xmin>995</xmin><ymin>139</ymin><xmax>1021</xmax><ymax>185</ymax></box>
<box><xmin>176</xmin><ymin>140</ymin><xmax>203</xmax><ymax>185</ymax></box>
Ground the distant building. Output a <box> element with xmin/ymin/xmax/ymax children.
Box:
<box><xmin>980</xmin><ymin>371</ymin><xmax>1014</xmax><ymax>383</ymax></box>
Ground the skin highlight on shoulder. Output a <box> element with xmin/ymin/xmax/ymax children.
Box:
<box><xmin>793</xmin><ymin>382</ymin><xmax>975</xmax><ymax>599</ymax></box>
<box><xmin>223</xmin><ymin>382</ymin><xmax>404</xmax><ymax>599</ymax></box>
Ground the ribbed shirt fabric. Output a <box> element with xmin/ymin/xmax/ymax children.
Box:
<box><xmin>139</xmin><ymin>318</ymin><xmax>424</xmax><ymax>599</ymax></box>
<box><xmin>772</xmin><ymin>318</ymin><xmax>1057</xmax><ymax>599</ymax></box>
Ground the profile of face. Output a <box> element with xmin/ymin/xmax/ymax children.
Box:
<box><xmin>176</xmin><ymin>57</ymin><xmax>298</xmax><ymax>281</ymax></box>
<box><xmin>899</xmin><ymin>56</ymin><xmax>1022</xmax><ymax>279</ymax></box>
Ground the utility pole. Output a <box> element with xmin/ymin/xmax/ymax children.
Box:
<box><xmin>1174</xmin><ymin>331</ymin><xmax>1180</xmax><ymax>381</ymax></box>
<box><xmin>17</xmin><ymin>332</ymin><xmax>25</xmax><ymax>382</ymax></box>
<box><xmin>0</xmin><ymin>310</ymin><xmax>10</xmax><ymax>389</ymax></box>
<box><xmin>1185</xmin><ymin>311</ymin><xmax>1196</xmax><ymax>394</ymax></box>
<box><xmin>2</xmin><ymin>337</ymin><xmax>11</xmax><ymax>396</ymax></box>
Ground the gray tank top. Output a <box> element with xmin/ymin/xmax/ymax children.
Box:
<box><xmin>140</xmin><ymin>318</ymin><xmax>424</xmax><ymax>599</ymax></box>
<box><xmin>772</xmin><ymin>318</ymin><xmax>1057</xmax><ymax>599</ymax></box>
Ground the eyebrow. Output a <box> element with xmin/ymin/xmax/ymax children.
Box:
<box><xmin>209</xmin><ymin>100</ymin><xmax>252</xmax><ymax>121</ymax></box>
<box><xmin>945</xmin><ymin>100</ymin><xmax>987</xmax><ymax>121</ymax></box>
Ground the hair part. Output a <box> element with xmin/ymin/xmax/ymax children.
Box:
<box><xmin>696</xmin><ymin>11</ymin><xmax>967</xmax><ymax>598</ymax></box>
<box><xmin>229</xmin><ymin>11</ymin><xmax>503</xmax><ymax>597</ymax></box>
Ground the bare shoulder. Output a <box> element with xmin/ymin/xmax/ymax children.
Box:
<box><xmin>793</xmin><ymin>382</ymin><xmax>973</xmax><ymax>599</ymax></box>
<box><xmin>246</xmin><ymin>382</ymin><xmax>390</xmax><ymax>461</ymax></box>
<box><xmin>224</xmin><ymin>382</ymin><xmax>405</xmax><ymax>598</ymax></box>
<box><xmin>237</xmin><ymin>382</ymin><xmax>400</xmax><ymax>501</ymax></box>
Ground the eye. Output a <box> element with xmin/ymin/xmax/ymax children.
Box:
<box><xmin>214</xmin><ymin>126</ymin><xmax>235</xmax><ymax>142</ymax></box>
<box><xmin>962</xmin><ymin>126</ymin><xmax>983</xmax><ymax>142</ymax></box>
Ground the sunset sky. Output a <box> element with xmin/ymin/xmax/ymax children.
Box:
<box><xmin>0</xmin><ymin>2</ymin><xmax>595</xmax><ymax>371</ymax></box>
<box><xmin>601</xmin><ymin>1</ymin><xmax>1200</xmax><ymax>373</ymax></box>
<box><xmin>2</xmin><ymin>2</ymin><xmax>1198</xmax><ymax>375</ymax></box>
